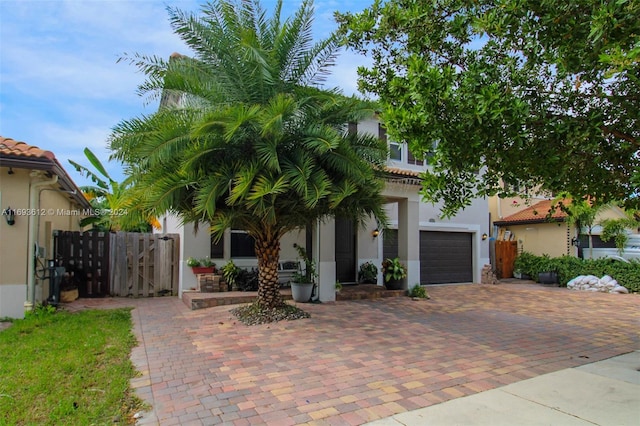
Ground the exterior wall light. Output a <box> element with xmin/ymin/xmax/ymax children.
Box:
<box><xmin>372</xmin><ymin>229</ymin><xmax>380</xmax><ymax>238</ymax></box>
<box><xmin>3</xmin><ymin>206</ymin><xmax>15</xmax><ymax>225</ymax></box>
<box><xmin>482</xmin><ymin>233</ymin><xmax>488</xmax><ymax>240</ymax></box>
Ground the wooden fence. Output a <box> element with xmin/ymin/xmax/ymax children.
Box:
<box><xmin>54</xmin><ymin>231</ymin><xmax>180</xmax><ymax>298</ymax></box>
<box><xmin>53</xmin><ymin>230</ymin><xmax>110</xmax><ymax>297</ymax></box>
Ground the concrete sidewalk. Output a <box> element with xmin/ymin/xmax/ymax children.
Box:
<box><xmin>366</xmin><ymin>351</ymin><xmax>640</xmax><ymax>426</ymax></box>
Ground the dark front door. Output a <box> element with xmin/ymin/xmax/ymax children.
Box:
<box><xmin>335</xmin><ymin>217</ymin><xmax>356</xmax><ymax>283</ymax></box>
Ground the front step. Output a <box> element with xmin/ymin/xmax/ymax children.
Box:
<box><xmin>182</xmin><ymin>289</ymin><xmax>293</xmax><ymax>310</ymax></box>
<box><xmin>337</xmin><ymin>284</ymin><xmax>406</xmax><ymax>301</ymax></box>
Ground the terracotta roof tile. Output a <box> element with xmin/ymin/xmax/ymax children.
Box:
<box><xmin>384</xmin><ymin>167</ymin><xmax>422</xmax><ymax>178</ymax></box>
<box><xmin>382</xmin><ymin>167</ymin><xmax>423</xmax><ymax>186</ymax></box>
<box><xmin>497</xmin><ymin>199</ymin><xmax>567</xmax><ymax>224</ymax></box>
<box><xmin>0</xmin><ymin>136</ymin><xmax>56</xmax><ymax>161</ymax></box>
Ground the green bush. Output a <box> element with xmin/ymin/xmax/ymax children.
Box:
<box><xmin>409</xmin><ymin>284</ymin><xmax>429</xmax><ymax>299</ymax></box>
<box><xmin>513</xmin><ymin>252</ymin><xmax>640</xmax><ymax>292</ymax></box>
<box><xmin>553</xmin><ymin>256</ymin><xmax>585</xmax><ymax>285</ymax></box>
<box><xmin>514</xmin><ymin>252</ymin><xmax>557</xmax><ymax>281</ymax></box>
<box><xmin>513</xmin><ymin>252</ymin><xmax>541</xmax><ymax>277</ymax></box>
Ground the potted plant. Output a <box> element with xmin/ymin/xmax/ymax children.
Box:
<box><xmin>188</xmin><ymin>256</ymin><xmax>216</xmax><ymax>274</ymax></box>
<box><xmin>358</xmin><ymin>261</ymin><xmax>378</xmax><ymax>284</ymax></box>
<box><xmin>381</xmin><ymin>257</ymin><xmax>406</xmax><ymax>290</ymax></box>
<box><xmin>513</xmin><ymin>252</ymin><xmax>536</xmax><ymax>280</ymax></box>
<box><xmin>335</xmin><ymin>281</ymin><xmax>343</xmax><ymax>293</ymax></box>
<box><xmin>291</xmin><ymin>244</ymin><xmax>317</xmax><ymax>302</ymax></box>
<box><xmin>221</xmin><ymin>260</ymin><xmax>240</xmax><ymax>291</ymax></box>
<box><xmin>537</xmin><ymin>255</ymin><xmax>558</xmax><ymax>285</ymax></box>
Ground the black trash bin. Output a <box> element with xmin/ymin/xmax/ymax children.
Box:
<box><xmin>47</xmin><ymin>262</ymin><xmax>66</xmax><ymax>307</ymax></box>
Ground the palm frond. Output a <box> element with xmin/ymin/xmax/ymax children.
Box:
<box><xmin>110</xmin><ymin>0</ymin><xmax>389</xmax><ymax>235</ymax></box>
<box><xmin>227</xmin><ymin>161</ymin><xmax>260</xmax><ymax>205</ymax></box>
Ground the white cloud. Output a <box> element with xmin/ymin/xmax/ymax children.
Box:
<box><xmin>325</xmin><ymin>49</ymin><xmax>373</xmax><ymax>97</ymax></box>
<box><xmin>0</xmin><ymin>0</ymin><xmax>375</xmax><ymax>189</ymax></box>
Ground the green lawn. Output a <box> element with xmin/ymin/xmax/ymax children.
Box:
<box><xmin>0</xmin><ymin>307</ymin><xmax>144</xmax><ymax>425</ymax></box>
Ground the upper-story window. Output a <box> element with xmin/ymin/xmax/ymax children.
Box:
<box><xmin>389</xmin><ymin>142</ymin><xmax>402</xmax><ymax>161</ymax></box>
<box><xmin>379</xmin><ymin>124</ymin><xmax>402</xmax><ymax>161</ymax></box>
<box><xmin>379</xmin><ymin>123</ymin><xmax>432</xmax><ymax>167</ymax></box>
<box><xmin>407</xmin><ymin>149</ymin><xmax>424</xmax><ymax>166</ymax></box>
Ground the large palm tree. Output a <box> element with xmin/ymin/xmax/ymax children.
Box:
<box><xmin>109</xmin><ymin>0</ymin><xmax>388</xmax><ymax>309</ymax></box>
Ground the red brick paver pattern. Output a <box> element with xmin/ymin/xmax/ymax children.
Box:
<box><xmin>66</xmin><ymin>284</ymin><xmax>639</xmax><ymax>425</ymax></box>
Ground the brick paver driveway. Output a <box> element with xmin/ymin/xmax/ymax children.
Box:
<box><xmin>70</xmin><ymin>283</ymin><xmax>639</xmax><ymax>425</ymax></box>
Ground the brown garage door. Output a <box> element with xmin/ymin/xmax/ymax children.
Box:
<box><xmin>420</xmin><ymin>231</ymin><xmax>473</xmax><ymax>284</ymax></box>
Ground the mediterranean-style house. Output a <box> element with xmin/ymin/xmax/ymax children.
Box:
<box><xmin>158</xmin><ymin>117</ymin><xmax>491</xmax><ymax>301</ymax></box>
<box><xmin>490</xmin><ymin>193</ymin><xmax>632</xmax><ymax>260</ymax></box>
<box><xmin>0</xmin><ymin>137</ymin><xmax>91</xmax><ymax>318</ymax></box>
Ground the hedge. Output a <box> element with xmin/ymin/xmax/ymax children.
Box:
<box><xmin>513</xmin><ymin>252</ymin><xmax>640</xmax><ymax>292</ymax></box>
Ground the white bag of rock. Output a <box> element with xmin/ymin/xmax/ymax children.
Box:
<box><xmin>566</xmin><ymin>274</ymin><xmax>628</xmax><ymax>294</ymax></box>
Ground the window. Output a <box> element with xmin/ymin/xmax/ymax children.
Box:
<box><xmin>230</xmin><ymin>230</ymin><xmax>255</xmax><ymax>257</ymax></box>
<box><xmin>378</xmin><ymin>123</ymin><xmax>387</xmax><ymax>143</ymax></box>
<box><xmin>424</xmin><ymin>140</ymin><xmax>438</xmax><ymax>166</ymax></box>
<box><xmin>407</xmin><ymin>149</ymin><xmax>423</xmax><ymax>166</ymax></box>
<box><xmin>210</xmin><ymin>234</ymin><xmax>224</xmax><ymax>258</ymax></box>
<box><xmin>379</xmin><ymin>123</ymin><xmax>403</xmax><ymax>161</ymax></box>
<box><xmin>389</xmin><ymin>142</ymin><xmax>402</xmax><ymax>161</ymax></box>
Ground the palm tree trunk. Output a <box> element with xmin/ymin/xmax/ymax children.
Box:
<box><xmin>255</xmin><ymin>234</ymin><xmax>283</xmax><ymax>308</ymax></box>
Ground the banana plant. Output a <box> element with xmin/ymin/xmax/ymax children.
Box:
<box><xmin>69</xmin><ymin>148</ymin><xmax>157</xmax><ymax>232</ymax></box>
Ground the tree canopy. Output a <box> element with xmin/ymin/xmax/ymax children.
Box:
<box><xmin>109</xmin><ymin>0</ymin><xmax>388</xmax><ymax>309</ymax></box>
<box><xmin>337</xmin><ymin>0</ymin><xmax>640</xmax><ymax>217</ymax></box>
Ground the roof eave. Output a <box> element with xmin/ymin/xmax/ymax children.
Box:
<box><xmin>2</xmin><ymin>155</ymin><xmax>92</xmax><ymax>210</ymax></box>
<box><xmin>494</xmin><ymin>217</ymin><xmax>566</xmax><ymax>226</ymax></box>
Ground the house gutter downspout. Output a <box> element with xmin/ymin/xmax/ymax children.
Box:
<box><xmin>25</xmin><ymin>172</ymin><xmax>58</xmax><ymax>312</ymax></box>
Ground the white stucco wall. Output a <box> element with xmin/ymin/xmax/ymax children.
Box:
<box><xmin>163</xmin><ymin>117</ymin><xmax>492</xmax><ymax>299</ymax></box>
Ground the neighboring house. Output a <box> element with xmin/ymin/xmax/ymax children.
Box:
<box><xmin>492</xmin><ymin>198</ymin><xmax>574</xmax><ymax>258</ymax></box>
<box><xmin>159</xmin><ymin>117</ymin><xmax>490</xmax><ymax>300</ymax></box>
<box><xmin>490</xmin><ymin>195</ymin><xmax>630</xmax><ymax>259</ymax></box>
<box><xmin>0</xmin><ymin>137</ymin><xmax>92</xmax><ymax>318</ymax></box>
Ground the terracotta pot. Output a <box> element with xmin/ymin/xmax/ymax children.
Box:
<box><xmin>192</xmin><ymin>266</ymin><xmax>215</xmax><ymax>274</ymax></box>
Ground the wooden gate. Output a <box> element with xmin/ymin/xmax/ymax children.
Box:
<box><xmin>54</xmin><ymin>231</ymin><xmax>180</xmax><ymax>298</ymax></box>
<box><xmin>53</xmin><ymin>230</ymin><xmax>110</xmax><ymax>297</ymax></box>
<box><xmin>109</xmin><ymin>232</ymin><xmax>180</xmax><ymax>297</ymax></box>
<box><xmin>495</xmin><ymin>240</ymin><xmax>518</xmax><ymax>279</ymax></box>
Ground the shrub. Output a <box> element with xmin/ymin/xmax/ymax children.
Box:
<box><xmin>514</xmin><ymin>252</ymin><xmax>555</xmax><ymax>281</ymax></box>
<box><xmin>513</xmin><ymin>252</ymin><xmax>639</xmax><ymax>292</ymax></box>
<box><xmin>552</xmin><ymin>256</ymin><xmax>585</xmax><ymax>285</ymax></box>
<box><xmin>409</xmin><ymin>283</ymin><xmax>429</xmax><ymax>299</ymax></box>
<box><xmin>236</xmin><ymin>268</ymin><xmax>259</xmax><ymax>291</ymax></box>
<box><xmin>358</xmin><ymin>262</ymin><xmax>378</xmax><ymax>283</ymax></box>
<box><xmin>513</xmin><ymin>252</ymin><xmax>538</xmax><ymax>277</ymax></box>
<box><xmin>25</xmin><ymin>303</ymin><xmax>57</xmax><ymax>320</ymax></box>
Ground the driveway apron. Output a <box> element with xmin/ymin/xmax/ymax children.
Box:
<box><xmin>70</xmin><ymin>284</ymin><xmax>639</xmax><ymax>425</ymax></box>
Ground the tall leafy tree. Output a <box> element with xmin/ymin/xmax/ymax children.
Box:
<box><xmin>338</xmin><ymin>0</ymin><xmax>640</xmax><ymax>217</ymax></box>
<box><xmin>109</xmin><ymin>0</ymin><xmax>388</xmax><ymax>309</ymax></box>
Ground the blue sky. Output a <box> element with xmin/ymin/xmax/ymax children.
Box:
<box><xmin>0</xmin><ymin>0</ymin><xmax>373</xmax><ymax>187</ymax></box>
